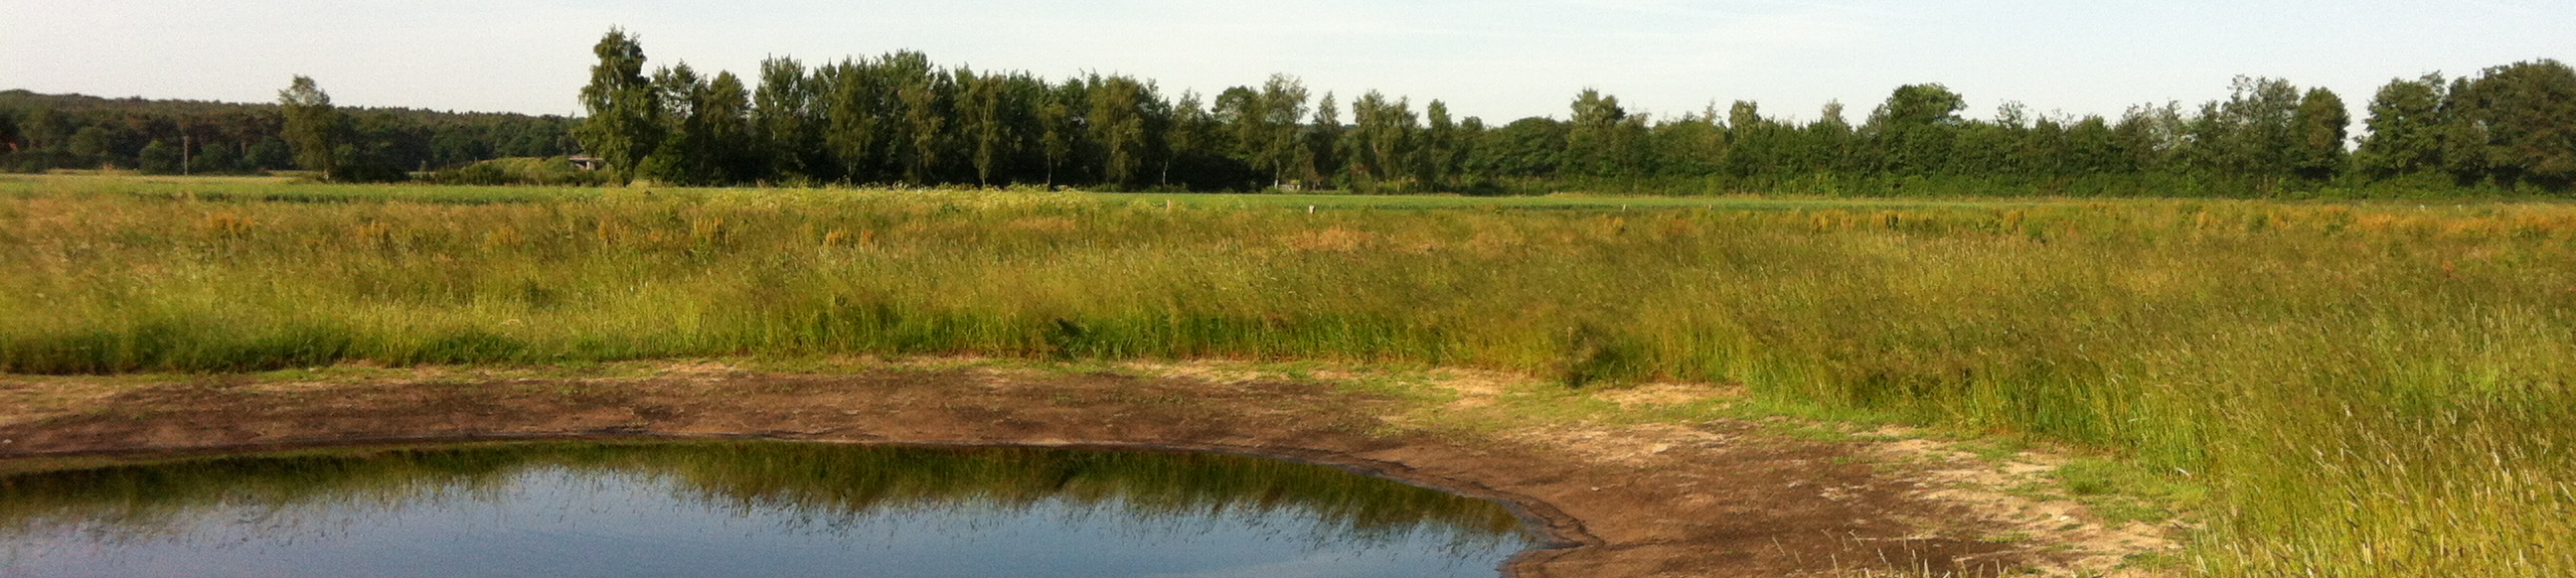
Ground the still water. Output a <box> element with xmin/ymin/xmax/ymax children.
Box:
<box><xmin>0</xmin><ymin>442</ymin><xmax>1537</xmax><ymax>578</ymax></box>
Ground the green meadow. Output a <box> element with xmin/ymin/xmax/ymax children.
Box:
<box><xmin>4</xmin><ymin>175</ymin><xmax>2573</xmax><ymax>576</ymax></box>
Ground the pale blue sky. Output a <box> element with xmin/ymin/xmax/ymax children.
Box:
<box><xmin>3</xmin><ymin>1</ymin><xmax>2568</xmax><ymax>124</ymax></box>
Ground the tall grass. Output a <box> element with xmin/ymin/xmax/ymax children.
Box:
<box><xmin>2</xmin><ymin>179</ymin><xmax>2573</xmax><ymax>575</ymax></box>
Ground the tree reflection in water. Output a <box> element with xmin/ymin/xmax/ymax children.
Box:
<box><xmin>0</xmin><ymin>442</ymin><xmax>1536</xmax><ymax>578</ymax></box>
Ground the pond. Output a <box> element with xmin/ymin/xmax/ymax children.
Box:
<box><xmin>0</xmin><ymin>442</ymin><xmax>1541</xmax><ymax>578</ymax></box>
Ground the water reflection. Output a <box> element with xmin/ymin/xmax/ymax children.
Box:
<box><xmin>0</xmin><ymin>442</ymin><xmax>1536</xmax><ymax>577</ymax></box>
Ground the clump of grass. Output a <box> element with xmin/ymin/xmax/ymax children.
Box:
<box><xmin>1559</xmin><ymin>323</ymin><xmax>1649</xmax><ymax>388</ymax></box>
<box><xmin>2050</xmin><ymin>458</ymin><xmax>2201</xmax><ymax>524</ymax></box>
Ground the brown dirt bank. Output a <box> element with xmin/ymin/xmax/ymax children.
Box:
<box><xmin>0</xmin><ymin>361</ymin><xmax>2160</xmax><ymax>577</ymax></box>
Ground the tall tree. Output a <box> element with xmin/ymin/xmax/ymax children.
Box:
<box><xmin>1866</xmin><ymin>84</ymin><xmax>1966</xmax><ymax>176</ymax></box>
<box><xmin>1037</xmin><ymin>97</ymin><xmax>1074</xmax><ymax>187</ymax></box>
<box><xmin>1256</xmin><ymin>75</ymin><xmax>1310</xmax><ymax>188</ymax></box>
<box><xmin>960</xmin><ymin>72</ymin><xmax>1008</xmax><ymax>186</ymax></box>
<box><xmin>1419</xmin><ymin>100</ymin><xmax>1461</xmax><ymax>189</ymax></box>
<box><xmin>1212</xmin><ymin>86</ymin><xmax>1263</xmax><ymax>174</ymax></box>
<box><xmin>700</xmin><ymin>71</ymin><xmax>756</xmax><ymax>183</ymax></box>
<box><xmin>1088</xmin><ymin>75</ymin><xmax>1151</xmax><ymax>189</ymax></box>
<box><xmin>1135</xmin><ymin>80</ymin><xmax>1177</xmax><ymax>189</ymax></box>
<box><xmin>1991</xmin><ymin>102</ymin><xmax>2038</xmax><ymax>177</ymax></box>
<box><xmin>2112</xmin><ymin>102</ymin><xmax>2183</xmax><ymax>174</ymax></box>
<box><xmin>0</xmin><ymin>112</ymin><xmax>20</xmax><ymax>153</ymax></box>
<box><xmin>2460</xmin><ymin>60</ymin><xmax>2576</xmax><ymax>188</ymax></box>
<box><xmin>1162</xmin><ymin>90</ymin><xmax>1215</xmax><ymax>187</ymax></box>
<box><xmin>999</xmin><ymin>73</ymin><xmax>1053</xmax><ymax>185</ymax></box>
<box><xmin>18</xmin><ymin>108</ymin><xmax>71</xmax><ymax>153</ymax></box>
<box><xmin>1471</xmin><ymin>117</ymin><xmax>1565</xmax><ymax>179</ymax></box>
<box><xmin>2289</xmin><ymin>87</ymin><xmax>2351</xmax><ymax>181</ymax></box>
<box><xmin>1304</xmin><ymin>92</ymin><xmax>1342</xmax><ymax>189</ymax></box>
<box><xmin>341</xmin><ymin>110</ymin><xmax>425</xmax><ymax>182</ymax></box>
<box><xmin>1723</xmin><ymin>101</ymin><xmax>1774</xmax><ymax>178</ymax></box>
<box><xmin>191</xmin><ymin>136</ymin><xmax>241</xmax><ymax>174</ymax></box>
<box><xmin>2354</xmin><ymin>74</ymin><xmax>2446</xmax><ymax>179</ymax></box>
<box><xmin>2023</xmin><ymin>115</ymin><xmax>2070</xmax><ymax>178</ymax></box>
<box><xmin>2437</xmin><ymin>76</ymin><xmax>2493</xmax><ymax>185</ymax></box>
<box><xmin>137</xmin><ymin>139</ymin><xmax>180</xmax><ymax>174</ymax></box>
<box><xmin>277</xmin><ymin>74</ymin><xmax>346</xmax><ymax>179</ymax></box>
<box><xmin>1347</xmin><ymin>90</ymin><xmax>1411</xmax><ymax>190</ymax></box>
<box><xmin>2062</xmin><ymin>115</ymin><xmax>2123</xmax><ymax>175</ymax></box>
<box><xmin>895</xmin><ymin>70</ymin><xmax>950</xmax><ymax>184</ymax></box>
<box><xmin>244</xmin><ymin>138</ymin><xmax>291</xmax><ymax>172</ymax></box>
<box><xmin>2189</xmin><ymin>76</ymin><xmax>2303</xmax><ymax>182</ymax></box>
<box><xmin>752</xmin><ymin>57</ymin><xmax>817</xmax><ymax>183</ymax></box>
<box><xmin>66</xmin><ymin>125</ymin><xmax>113</xmax><ymax>163</ymax></box>
<box><xmin>1564</xmin><ymin>89</ymin><xmax>1644</xmax><ymax>178</ymax></box>
<box><xmin>1454</xmin><ymin>116</ymin><xmax>1488</xmax><ymax>185</ymax></box>
<box><xmin>637</xmin><ymin>63</ymin><xmax>706</xmax><ymax>184</ymax></box>
<box><xmin>1648</xmin><ymin>107</ymin><xmax>1721</xmax><ymax>178</ymax></box>
<box><xmin>575</xmin><ymin>29</ymin><xmax>662</xmax><ymax>183</ymax></box>
<box><xmin>1802</xmin><ymin>101</ymin><xmax>1856</xmax><ymax>175</ymax></box>
<box><xmin>820</xmin><ymin>59</ymin><xmax>890</xmax><ymax>183</ymax></box>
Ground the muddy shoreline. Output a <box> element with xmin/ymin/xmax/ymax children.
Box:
<box><xmin>0</xmin><ymin>364</ymin><xmax>2037</xmax><ymax>577</ymax></box>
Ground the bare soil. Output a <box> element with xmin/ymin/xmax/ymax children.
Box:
<box><xmin>0</xmin><ymin>361</ymin><xmax>2174</xmax><ymax>577</ymax></box>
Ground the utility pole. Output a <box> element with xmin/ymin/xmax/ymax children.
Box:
<box><xmin>181</xmin><ymin>134</ymin><xmax>191</xmax><ymax>176</ymax></box>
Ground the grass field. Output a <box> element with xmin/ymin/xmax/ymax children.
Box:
<box><xmin>5</xmin><ymin>174</ymin><xmax>2037</xmax><ymax>211</ymax></box>
<box><xmin>3</xmin><ymin>175</ymin><xmax>2572</xmax><ymax>576</ymax></box>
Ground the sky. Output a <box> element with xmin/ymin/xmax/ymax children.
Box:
<box><xmin>3</xmin><ymin>0</ymin><xmax>2569</xmax><ymax>125</ymax></box>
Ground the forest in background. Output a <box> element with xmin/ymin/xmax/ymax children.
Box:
<box><xmin>0</xmin><ymin>89</ymin><xmax>576</xmax><ymax>178</ymax></box>
<box><xmin>3</xmin><ymin>29</ymin><xmax>2570</xmax><ymax>197</ymax></box>
<box><xmin>563</xmin><ymin>30</ymin><xmax>2575</xmax><ymax>197</ymax></box>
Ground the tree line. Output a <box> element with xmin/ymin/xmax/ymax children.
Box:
<box><xmin>7</xmin><ymin>28</ymin><xmax>2563</xmax><ymax>196</ymax></box>
<box><xmin>573</xmin><ymin>29</ymin><xmax>1520</xmax><ymax>193</ymax></box>
<box><xmin>0</xmin><ymin>88</ymin><xmax>577</xmax><ymax>179</ymax></box>
<box><xmin>576</xmin><ymin>30</ymin><xmax>2575</xmax><ymax>195</ymax></box>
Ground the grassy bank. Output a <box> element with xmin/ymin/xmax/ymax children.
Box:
<box><xmin>3</xmin><ymin>176</ymin><xmax>2571</xmax><ymax>576</ymax></box>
